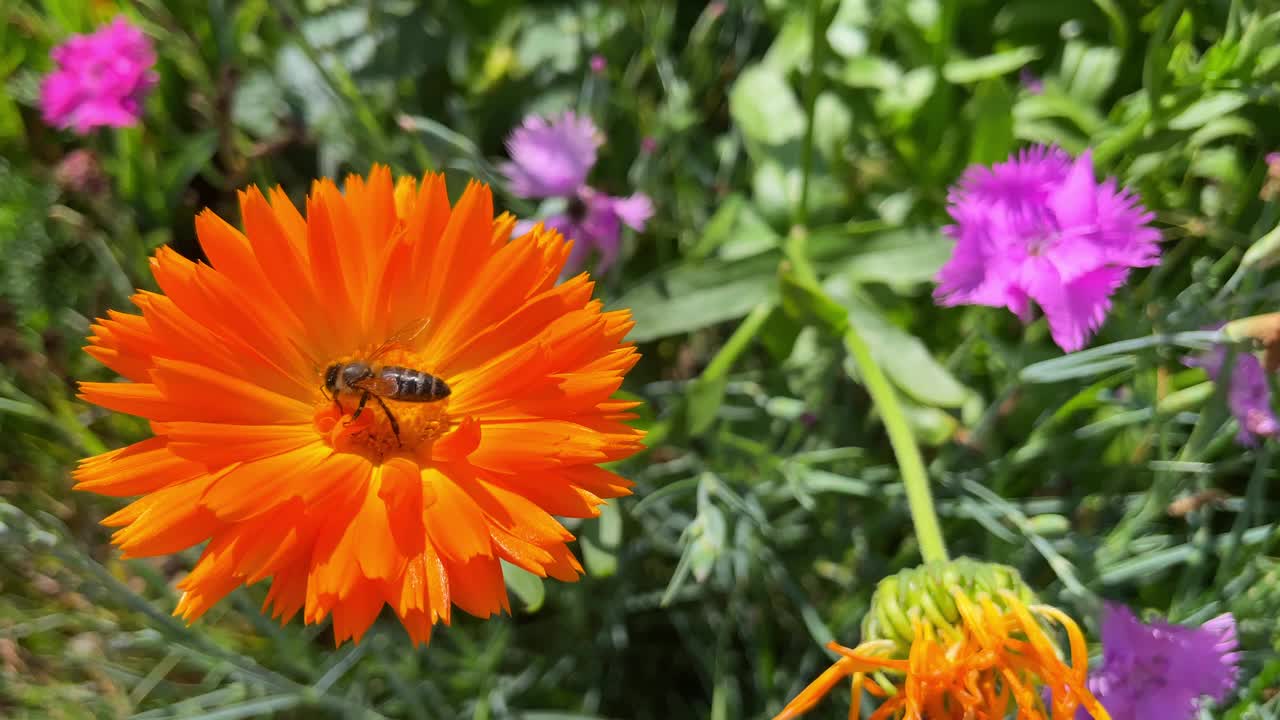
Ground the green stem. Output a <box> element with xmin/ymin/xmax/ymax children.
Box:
<box><xmin>781</xmin><ymin>237</ymin><xmax>947</xmax><ymax>563</ymax></box>
<box><xmin>784</xmin><ymin>0</ymin><xmax>946</xmax><ymax>565</ymax></box>
<box><xmin>844</xmin><ymin>326</ymin><xmax>950</xmax><ymax>564</ymax></box>
<box><xmin>702</xmin><ymin>302</ymin><xmax>774</xmax><ymax>379</ymax></box>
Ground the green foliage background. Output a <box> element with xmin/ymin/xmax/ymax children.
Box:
<box><xmin>1</xmin><ymin>0</ymin><xmax>1279</xmax><ymax>718</ymax></box>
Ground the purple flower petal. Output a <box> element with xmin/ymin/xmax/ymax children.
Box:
<box><xmin>934</xmin><ymin>144</ymin><xmax>1162</xmax><ymax>352</ymax></box>
<box><xmin>1186</xmin><ymin>342</ymin><xmax>1280</xmax><ymax>446</ymax></box>
<box><xmin>501</xmin><ymin>111</ymin><xmax>602</xmax><ymax>199</ymax></box>
<box><xmin>1081</xmin><ymin>605</ymin><xmax>1240</xmax><ymax>720</ymax></box>
<box><xmin>1026</xmin><ymin>264</ymin><xmax>1127</xmax><ymax>353</ymax></box>
<box><xmin>607</xmin><ymin>192</ymin><xmax>653</xmax><ymax>231</ymax></box>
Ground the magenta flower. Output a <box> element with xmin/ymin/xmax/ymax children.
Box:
<box><xmin>1080</xmin><ymin>604</ymin><xmax>1239</xmax><ymax>720</ymax></box>
<box><xmin>1186</xmin><ymin>342</ymin><xmax>1279</xmax><ymax>446</ymax></box>
<box><xmin>503</xmin><ymin>112</ymin><xmax>652</xmax><ymax>272</ymax></box>
<box><xmin>1019</xmin><ymin>68</ymin><xmax>1044</xmax><ymax>94</ymax></box>
<box><xmin>40</xmin><ymin>17</ymin><xmax>157</xmax><ymax>134</ymax></box>
<box><xmin>934</xmin><ymin>145</ymin><xmax>1161</xmax><ymax>352</ymax></box>
<box><xmin>532</xmin><ymin>189</ymin><xmax>653</xmax><ymax>271</ymax></box>
<box><xmin>589</xmin><ymin>54</ymin><xmax>607</xmax><ymax>75</ymax></box>
<box><xmin>501</xmin><ymin>112</ymin><xmax>602</xmax><ymax>198</ymax></box>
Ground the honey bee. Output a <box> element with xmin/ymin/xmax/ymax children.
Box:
<box><xmin>321</xmin><ymin>320</ymin><xmax>449</xmax><ymax>444</ymax></box>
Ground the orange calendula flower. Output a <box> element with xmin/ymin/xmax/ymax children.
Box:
<box><xmin>774</xmin><ymin>560</ymin><xmax>1110</xmax><ymax>720</ymax></box>
<box><xmin>75</xmin><ymin>166</ymin><xmax>644</xmax><ymax>646</ymax></box>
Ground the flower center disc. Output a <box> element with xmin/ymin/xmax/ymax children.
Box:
<box><xmin>312</xmin><ymin>347</ymin><xmax>452</xmax><ymax>464</ymax></box>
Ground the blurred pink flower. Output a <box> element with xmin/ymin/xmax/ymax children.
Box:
<box><xmin>54</xmin><ymin>149</ymin><xmax>107</xmax><ymax>195</ymax></box>
<box><xmin>40</xmin><ymin>17</ymin><xmax>157</xmax><ymax>134</ymax></box>
<box><xmin>1078</xmin><ymin>604</ymin><xmax>1239</xmax><ymax>720</ymax></box>
<box><xmin>641</xmin><ymin>136</ymin><xmax>658</xmax><ymax>154</ymax></box>
<box><xmin>503</xmin><ymin>112</ymin><xmax>652</xmax><ymax>272</ymax></box>
<box><xmin>1186</xmin><ymin>341</ymin><xmax>1280</xmax><ymax>446</ymax></box>
<box><xmin>934</xmin><ymin>145</ymin><xmax>1161</xmax><ymax>352</ymax></box>
<box><xmin>501</xmin><ymin>111</ymin><xmax>602</xmax><ymax>199</ymax></box>
<box><xmin>1019</xmin><ymin>68</ymin><xmax>1044</xmax><ymax>94</ymax></box>
<box><xmin>1262</xmin><ymin>153</ymin><xmax>1280</xmax><ymax>201</ymax></box>
<box><xmin>589</xmin><ymin>54</ymin><xmax>607</xmax><ymax>75</ymax></box>
<box><xmin>517</xmin><ymin>189</ymin><xmax>653</xmax><ymax>273</ymax></box>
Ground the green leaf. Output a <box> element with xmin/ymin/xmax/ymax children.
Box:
<box><xmin>1188</xmin><ymin>116</ymin><xmax>1255</xmax><ymax>149</ymax></box>
<box><xmin>688</xmin><ymin>194</ymin><xmax>780</xmax><ymax>261</ymax></box>
<box><xmin>161</xmin><ymin>130</ymin><xmax>219</xmax><ymax>214</ymax></box>
<box><xmin>841</xmin><ymin>55</ymin><xmax>902</xmax><ymax>89</ymax></box>
<box><xmin>1059</xmin><ymin>41</ymin><xmax>1121</xmax><ymax>105</ymax></box>
<box><xmin>898</xmin><ymin>398</ymin><xmax>959</xmax><ymax>445</ymax></box>
<box><xmin>1167</xmin><ymin>91</ymin><xmax>1249</xmax><ymax>131</ymax></box>
<box><xmin>729</xmin><ymin>65</ymin><xmax>805</xmax><ymax>146</ymax></box>
<box><xmin>0</xmin><ymin>90</ymin><xmax>23</xmax><ymax>145</ymax></box>
<box><xmin>175</xmin><ymin>696</ymin><xmax>303</xmax><ymax>720</ymax></box>
<box><xmin>686</xmin><ymin>375</ymin><xmax>729</xmax><ymax>436</ymax></box>
<box><xmin>943</xmin><ymin>46</ymin><xmax>1040</xmax><ymax>84</ymax></box>
<box><xmin>611</xmin><ymin>257</ymin><xmax>776</xmax><ymax>342</ymax></box>
<box><xmin>1020</xmin><ymin>331</ymin><xmax>1223</xmax><ymax>383</ymax></box>
<box><xmin>875</xmin><ymin>67</ymin><xmax>936</xmax><ymax>120</ymax></box>
<box><xmin>514</xmin><ymin>13</ymin><xmax>578</xmax><ymax>75</ymax></box>
<box><xmin>829</xmin><ymin>281</ymin><xmax>972</xmax><ymax>408</ymax></box>
<box><xmin>502</xmin><ymin>561</ymin><xmax>546</xmax><ymax>613</ymax></box>
<box><xmin>827</xmin><ymin>0</ymin><xmax>872</xmax><ymax>58</ymax></box>
<box><xmin>763</xmin><ymin>12</ymin><xmax>811</xmax><ymax>73</ymax></box>
<box><xmin>598</xmin><ymin>502</ymin><xmax>622</xmax><ymax>549</ymax></box>
<box><xmin>231</xmin><ymin>71</ymin><xmax>290</xmax><ymax>139</ymax></box>
<box><xmin>1015</xmin><ymin>92</ymin><xmax>1105</xmax><ymax>136</ymax></box>
<box><xmin>836</xmin><ymin>228</ymin><xmax>951</xmax><ymax>288</ymax></box>
<box><xmin>1241</xmin><ymin>221</ymin><xmax>1280</xmax><ymax>269</ymax></box>
<box><xmin>615</xmin><ymin>228</ymin><xmax>940</xmax><ymax>341</ymax></box>
<box><xmin>814</xmin><ymin>92</ymin><xmax>853</xmax><ymax>164</ymax></box>
<box><xmin>967</xmin><ymin>80</ymin><xmax>1014</xmax><ymax>164</ymax></box>
<box><xmin>580</xmin><ymin>536</ymin><xmax>618</xmax><ymax>579</ymax></box>
<box><xmin>752</xmin><ymin>157</ymin><xmax>845</xmax><ymax>226</ymax></box>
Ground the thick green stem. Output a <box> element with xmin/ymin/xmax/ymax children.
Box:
<box><xmin>703</xmin><ymin>302</ymin><xmax>775</xmax><ymax>379</ymax></box>
<box><xmin>783</xmin><ymin>240</ymin><xmax>948</xmax><ymax>563</ymax></box>
<box><xmin>784</xmin><ymin>0</ymin><xmax>947</xmax><ymax>564</ymax></box>
<box><xmin>844</xmin><ymin>325</ymin><xmax>950</xmax><ymax>564</ymax></box>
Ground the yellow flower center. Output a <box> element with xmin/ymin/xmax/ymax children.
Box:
<box><xmin>312</xmin><ymin>346</ymin><xmax>454</xmax><ymax>464</ymax></box>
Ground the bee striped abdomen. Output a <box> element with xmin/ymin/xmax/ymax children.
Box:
<box><xmin>379</xmin><ymin>366</ymin><xmax>451</xmax><ymax>402</ymax></box>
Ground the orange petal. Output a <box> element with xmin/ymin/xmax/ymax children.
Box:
<box><xmin>161</xmin><ymin>421</ymin><xmax>318</xmax><ymax>468</ymax></box>
<box><xmin>378</xmin><ymin>457</ymin><xmax>426</xmax><ymax>559</ymax></box>
<box><xmin>440</xmin><ymin>553</ymin><xmax>507</xmax><ymax>619</ymax></box>
<box><xmin>198</xmin><ymin>443</ymin><xmax>335</xmax><ymax>521</ymax></box>
<box><xmin>73</xmin><ymin>436</ymin><xmax>204</xmax><ymax>496</ymax></box>
<box><xmin>422</xmin><ymin>467</ymin><xmax>492</xmax><ymax>563</ymax></box>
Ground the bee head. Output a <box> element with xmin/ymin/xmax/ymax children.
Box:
<box><xmin>323</xmin><ymin>364</ymin><xmax>341</xmax><ymax>392</ymax></box>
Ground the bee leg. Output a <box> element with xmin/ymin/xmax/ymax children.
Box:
<box><xmin>371</xmin><ymin>394</ymin><xmax>401</xmax><ymax>446</ymax></box>
<box><xmin>323</xmin><ymin>387</ymin><xmax>345</xmax><ymax>416</ymax></box>
<box><xmin>345</xmin><ymin>391</ymin><xmax>371</xmax><ymax>425</ymax></box>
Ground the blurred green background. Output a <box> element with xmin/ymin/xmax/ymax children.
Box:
<box><xmin>2</xmin><ymin>0</ymin><xmax>1280</xmax><ymax>718</ymax></box>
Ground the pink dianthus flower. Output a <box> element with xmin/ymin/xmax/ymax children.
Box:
<box><xmin>502</xmin><ymin>112</ymin><xmax>652</xmax><ymax>272</ymax></box>
<box><xmin>40</xmin><ymin>17</ymin><xmax>157</xmax><ymax>134</ymax></box>
<box><xmin>935</xmin><ymin>146</ymin><xmax>1161</xmax><ymax>352</ymax></box>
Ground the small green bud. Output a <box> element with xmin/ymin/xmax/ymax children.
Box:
<box><xmin>861</xmin><ymin>558</ymin><xmax>1038</xmax><ymax>650</ymax></box>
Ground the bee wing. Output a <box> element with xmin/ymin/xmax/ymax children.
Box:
<box><xmin>352</xmin><ymin>373</ymin><xmax>398</xmax><ymax>396</ymax></box>
<box><xmin>368</xmin><ymin>317</ymin><xmax>434</xmax><ymax>361</ymax></box>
